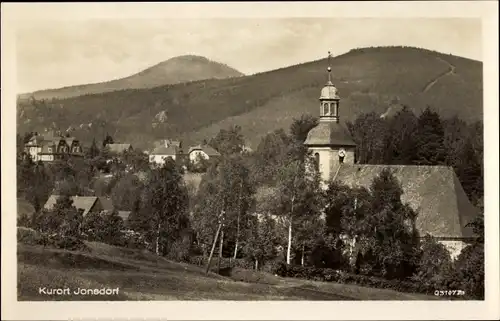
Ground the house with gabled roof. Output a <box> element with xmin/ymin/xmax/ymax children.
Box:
<box><xmin>188</xmin><ymin>144</ymin><xmax>221</xmax><ymax>164</ymax></box>
<box><xmin>24</xmin><ymin>131</ymin><xmax>83</xmax><ymax>162</ymax></box>
<box><xmin>43</xmin><ymin>195</ymin><xmax>132</xmax><ymax>223</ymax></box>
<box><xmin>43</xmin><ymin>195</ymin><xmax>104</xmax><ymax>216</ymax></box>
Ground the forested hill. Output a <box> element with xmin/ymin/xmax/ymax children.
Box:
<box><xmin>18</xmin><ymin>55</ymin><xmax>244</xmax><ymax>101</ymax></box>
<box><xmin>17</xmin><ymin>46</ymin><xmax>482</xmax><ymax>150</ymax></box>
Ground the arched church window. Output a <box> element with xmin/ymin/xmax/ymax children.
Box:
<box><xmin>314</xmin><ymin>152</ymin><xmax>320</xmax><ymax>171</ymax></box>
<box><xmin>323</xmin><ymin>103</ymin><xmax>329</xmax><ymax>116</ymax></box>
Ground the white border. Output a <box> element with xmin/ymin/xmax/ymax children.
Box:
<box><xmin>2</xmin><ymin>2</ymin><xmax>499</xmax><ymax>320</ymax></box>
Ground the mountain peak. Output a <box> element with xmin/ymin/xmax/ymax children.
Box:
<box><xmin>20</xmin><ymin>55</ymin><xmax>244</xmax><ymax>101</ymax></box>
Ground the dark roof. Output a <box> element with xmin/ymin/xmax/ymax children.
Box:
<box><xmin>253</xmin><ymin>165</ymin><xmax>478</xmax><ymax>239</ymax></box>
<box><xmin>65</xmin><ymin>137</ymin><xmax>76</xmax><ymax>146</ymax></box>
<box><xmin>304</xmin><ymin>121</ymin><xmax>356</xmax><ymax>146</ymax></box>
<box><xmin>106</xmin><ymin>143</ymin><xmax>132</xmax><ymax>154</ymax></box>
<box><xmin>334</xmin><ymin>165</ymin><xmax>479</xmax><ymax>239</ymax></box>
<box><xmin>188</xmin><ymin>145</ymin><xmax>221</xmax><ymax>156</ymax></box>
<box><xmin>151</xmin><ymin>145</ymin><xmax>179</xmax><ymax>155</ymax></box>
<box><xmin>99</xmin><ymin>197</ymin><xmax>114</xmax><ymax>212</ymax></box>
<box><xmin>26</xmin><ymin>134</ymin><xmax>79</xmax><ymax>148</ymax></box>
<box><xmin>43</xmin><ymin>195</ymin><xmax>99</xmax><ymax>216</ymax></box>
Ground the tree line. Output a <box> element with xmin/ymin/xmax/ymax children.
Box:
<box><xmin>347</xmin><ymin>106</ymin><xmax>483</xmax><ymax>208</ymax></box>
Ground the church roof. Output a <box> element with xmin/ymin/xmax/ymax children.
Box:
<box><xmin>334</xmin><ymin>165</ymin><xmax>478</xmax><ymax>239</ymax></box>
<box><xmin>304</xmin><ymin>121</ymin><xmax>356</xmax><ymax>146</ymax></box>
<box><xmin>253</xmin><ymin>165</ymin><xmax>478</xmax><ymax>239</ymax></box>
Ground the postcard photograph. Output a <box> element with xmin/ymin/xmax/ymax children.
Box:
<box><xmin>2</xmin><ymin>1</ymin><xmax>499</xmax><ymax>320</ymax></box>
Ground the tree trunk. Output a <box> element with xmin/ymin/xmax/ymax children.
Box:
<box><xmin>218</xmin><ymin>230</ymin><xmax>224</xmax><ymax>273</ymax></box>
<box><xmin>233</xmin><ymin>218</ymin><xmax>240</xmax><ymax>261</ymax></box>
<box><xmin>287</xmin><ymin>217</ymin><xmax>293</xmax><ymax>265</ymax></box>
<box><xmin>286</xmin><ymin>196</ymin><xmax>295</xmax><ymax>265</ymax></box>
<box><xmin>301</xmin><ymin>243</ymin><xmax>305</xmax><ymax>266</ymax></box>
<box><xmin>233</xmin><ymin>179</ymin><xmax>243</xmax><ymax>261</ymax></box>
<box><xmin>155</xmin><ymin>221</ymin><xmax>161</xmax><ymax>255</ymax></box>
<box><xmin>255</xmin><ymin>259</ymin><xmax>259</xmax><ymax>270</ymax></box>
<box><xmin>205</xmin><ymin>222</ymin><xmax>222</xmax><ymax>275</ymax></box>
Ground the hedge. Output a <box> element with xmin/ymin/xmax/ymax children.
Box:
<box><xmin>273</xmin><ymin>262</ymin><xmax>439</xmax><ymax>296</ymax></box>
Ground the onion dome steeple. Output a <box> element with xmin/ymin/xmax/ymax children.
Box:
<box><xmin>319</xmin><ymin>51</ymin><xmax>340</xmax><ymax>122</ymax></box>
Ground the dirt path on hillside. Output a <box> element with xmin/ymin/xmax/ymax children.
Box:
<box><xmin>422</xmin><ymin>57</ymin><xmax>456</xmax><ymax>93</ymax></box>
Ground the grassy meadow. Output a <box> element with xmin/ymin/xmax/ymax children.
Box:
<box><xmin>18</xmin><ymin>242</ymin><xmax>441</xmax><ymax>301</ymax></box>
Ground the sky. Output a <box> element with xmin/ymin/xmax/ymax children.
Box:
<box><xmin>16</xmin><ymin>18</ymin><xmax>482</xmax><ymax>93</ymax></box>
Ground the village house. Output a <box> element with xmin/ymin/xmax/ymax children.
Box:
<box><xmin>149</xmin><ymin>139</ymin><xmax>183</xmax><ymax>166</ymax></box>
<box><xmin>188</xmin><ymin>144</ymin><xmax>221</xmax><ymax>164</ymax></box>
<box><xmin>24</xmin><ymin>131</ymin><xmax>83</xmax><ymax>162</ymax></box>
<box><xmin>300</xmin><ymin>59</ymin><xmax>479</xmax><ymax>259</ymax></box>
<box><xmin>43</xmin><ymin>195</ymin><xmax>131</xmax><ymax>222</ymax></box>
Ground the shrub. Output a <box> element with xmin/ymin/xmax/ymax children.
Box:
<box><xmin>272</xmin><ymin>263</ymin><xmax>437</xmax><ymax>295</ymax></box>
<box><xmin>165</xmin><ymin>238</ymin><xmax>192</xmax><ymax>262</ymax></box>
<box><xmin>17</xmin><ymin>213</ymin><xmax>32</xmax><ymax>228</ymax></box>
<box><xmin>50</xmin><ymin>234</ymin><xmax>88</xmax><ymax>252</ymax></box>
<box><xmin>17</xmin><ymin>227</ymin><xmax>89</xmax><ymax>252</ymax></box>
<box><xmin>454</xmin><ymin>243</ymin><xmax>484</xmax><ymax>299</ymax></box>
<box><xmin>412</xmin><ymin>235</ymin><xmax>454</xmax><ymax>289</ymax></box>
<box><xmin>17</xmin><ymin>227</ymin><xmax>44</xmax><ymax>245</ymax></box>
<box><xmin>121</xmin><ymin>229</ymin><xmax>149</xmax><ymax>250</ymax></box>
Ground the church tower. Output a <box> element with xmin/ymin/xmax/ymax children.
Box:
<box><xmin>304</xmin><ymin>52</ymin><xmax>357</xmax><ymax>182</ymax></box>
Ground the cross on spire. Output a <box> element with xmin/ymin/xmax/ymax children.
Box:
<box><xmin>327</xmin><ymin>51</ymin><xmax>332</xmax><ymax>82</ymax></box>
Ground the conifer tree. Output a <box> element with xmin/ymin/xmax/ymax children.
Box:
<box><xmin>365</xmin><ymin>169</ymin><xmax>420</xmax><ymax>279</ymax></box>
<box><xmin>100</xmin><ymin>210</ymin><xmax>125</xmax><ymax>246</ymax></box>
<box><xmin>456</xmin><ymin>138</ymin><xmax>483</xmax><ymax>205</ymax></box>
<box><xmin>102</xmin><ymin>133</ymin><xmax>114</xmax><ymax>148</ymax></box>
<box><xmin>88</xmin><ymin>138</ymin><xmax>100</xmax><ymax>159</ymax></box>
<box><xmin>384</xmin><ymin>106</ymin><xmax>418</xmax><ymax>164</ymax></box>
<box><xmin>414</xmin><ymin>107</ymin><xmax>447</xmax><ymax>165</ymax></box>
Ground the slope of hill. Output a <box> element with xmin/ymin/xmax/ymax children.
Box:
<box><xmin>18</xmin><ymin>242</ymin><xmax>440</xmax><ymax>301</ymax></box>
<box><xmin>17</xmin><ymin>46</ymin><xmax>482</xmax><ymax>150</ymax></box>
<box><xmin>19</xmin><ymin>55</ymin><xmax>244</xmax><ymax>100</ymax></box>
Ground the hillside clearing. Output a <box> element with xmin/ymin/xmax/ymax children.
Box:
<box><xmin>18</xmin><ymin>242</ymin><xmax>440</xmax><ymax>301</ymax></box>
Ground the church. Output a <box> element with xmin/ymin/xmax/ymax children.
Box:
<box><xmin>303</xmin><ymin>57</ymin><xmax>479</xmax><ymax>259</ymax></box>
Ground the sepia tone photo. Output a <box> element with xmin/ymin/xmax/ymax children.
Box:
<box><xmin>2</xmin><ymin>1</ymin><xmax>499</xmax><ymax>320</ymax></box>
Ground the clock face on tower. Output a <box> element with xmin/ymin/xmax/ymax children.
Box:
<box><xmin>338</xmin><ymin>149</ymin><xmax>346</xmax><ymax>157</ymax></box>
